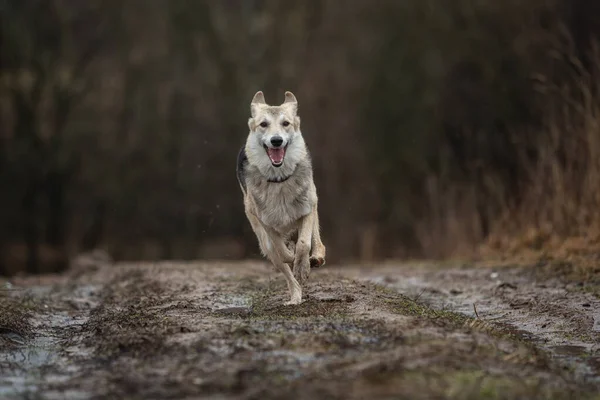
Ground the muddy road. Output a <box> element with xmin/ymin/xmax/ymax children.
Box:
<box><xmin>1</xmin><ymin>260</ymin><xmax>599</xmax><ymax>399</ymax></box>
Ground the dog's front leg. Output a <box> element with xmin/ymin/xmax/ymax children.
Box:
<box><xmin>245</xmin><ymin>211</ymin><xmax>294</xmax><ymax>263</ymax></box>
<box><xmin>293</xmin><ymin>211</ymin><xmax>315</xmax><ymax>284</ymax></box>
<box><xmin>246</xmin><ymin>211</ymin><xmax>302</xmax><ymax>304</ymax></box>
<box><xmin>265</xmin><ymin>227</ymin><xmax>297</xmax><ymax>264</ymax></box>
<box><xmin>264</xmin><ymin>230</ymin><xmax>303</xmax><ymax>305</ymax></box>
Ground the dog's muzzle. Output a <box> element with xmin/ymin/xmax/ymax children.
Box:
<box><xmin>264</xmin><ymin>135</ymin><xmax>287</xmax><ymax>167</ymax></box>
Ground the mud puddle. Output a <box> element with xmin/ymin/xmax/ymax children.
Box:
<box><xmin>0</xmin><ymin>335</ymin><xmax>57</xmax><ymax>396</ymax></box>
<box><xmin>0</xmin><ymin>317</ymin><xmax>91</xmax><ymax>399</ymax></box>
<box><xmin>0</xmin><ymin>281</ymin><xmax>101</xmax><ymax>400</ymax></box>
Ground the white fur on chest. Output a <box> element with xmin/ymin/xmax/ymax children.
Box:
<box><xmin>249</xmin><ymin>181</ymin><xmax>314</xmax><ymax>235</ymax></box>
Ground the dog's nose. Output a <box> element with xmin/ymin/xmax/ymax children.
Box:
<box><xmin>270</xmin><ymin>136</ymin><xmax>284</xmax><ymax>147</ymax></box>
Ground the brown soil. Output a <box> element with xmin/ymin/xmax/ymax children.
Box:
<box><xmin>0</xmin><ymin>260</ymin><xmax>599</xmax><ymax>399</ymax></box>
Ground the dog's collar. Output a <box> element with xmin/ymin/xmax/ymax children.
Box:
<box><xmin>267</xmin><ymin>174</ymin><xmax>292</xmax><ymax>183</ymax></box>
<box><xmin>266</xmin><ymin>158</ymin><xmax>297</xmax><ymax>183</ymax></box>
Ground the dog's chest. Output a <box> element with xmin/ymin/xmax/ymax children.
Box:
<box><xmin>249</xmin><ymin>180</ymin><xmax>313</xmax><ymax>232</ymax></box>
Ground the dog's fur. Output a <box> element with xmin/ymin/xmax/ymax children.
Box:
<box><xmin>237</xmin><ymin>91</ymin><xmax>326</xmax><ymax>305</ymax></box>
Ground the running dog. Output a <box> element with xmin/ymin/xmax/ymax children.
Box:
<box><xmin>237</xmin><ymin>91</ymin><xmax>326</xmax><ymax>305</ymax></box>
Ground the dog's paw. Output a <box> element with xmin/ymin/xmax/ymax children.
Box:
<box><xmin>310</xmin><ymin>257</ymin><xmax>325</xmax><ymax>269</ymax></box>
<box><xmin>284</xmin><ymin>298</ymin><xmax>303</xmax><ymax>306</ymax></box>
<box><xmin>285</xmin><ymin>289</ymin><xmax>303</xmax><ymax>305</ymax></box>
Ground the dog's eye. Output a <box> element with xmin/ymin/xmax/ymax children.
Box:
<box><xmin>282</xmin><ymin>121</ymin><xmax>290</xmax><ymax>127</ymax></box>
<box><xmin>260</xmin><ymin>121</ymin><xmax>268</xmax><ymax>128</ymax></box>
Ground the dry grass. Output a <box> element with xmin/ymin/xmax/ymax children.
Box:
<box><xmin>481</xmin><ymin>47</ymin><xmax>600</xmax><ymax>269</ymax></box>
<box><xmin>418</xmin><ymin>36</ymin><xmax>600</xmax><ymax>277</ymax></box>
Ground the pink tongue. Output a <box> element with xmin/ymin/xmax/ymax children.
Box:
<box><xmin>267</xmin><ymin>148</ymin><xmax>285</xmax><ymax>164</ymax></box>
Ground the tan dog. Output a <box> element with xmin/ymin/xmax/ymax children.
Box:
<box><xmin>237</xmin><ymin>91</ymin><xmax>326</xmax><ymax>305</ymax></box>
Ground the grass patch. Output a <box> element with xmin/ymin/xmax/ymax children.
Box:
<box><xmin>249</xmin><ymin>296</ymin><xmax>351</xmax><ymax>320</ymax></box>
<box><xmin>0</xmin><ymin>298</ymin><xmax>33</xmax><ymax>343</ymax></box>
<box><xmin>0</xmin><ymin>287</ymin><xmax>38</xmax><ymax>346</ymax></box>
<box><xmin>371</xmin><ymin>283</ymin><xmax>470</xmax><ymax>327</ymax></box>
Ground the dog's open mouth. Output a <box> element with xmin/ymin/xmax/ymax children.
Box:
<box><xmin>264</xmin><ymin>145</ymin><xmax>287</xmax><ymax>167</ymax></box>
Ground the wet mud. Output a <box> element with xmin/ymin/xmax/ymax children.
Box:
<box><xmin>0</xmin><ymin>260</ymin><xmax>599</xmax><ymax>399</ymax></box>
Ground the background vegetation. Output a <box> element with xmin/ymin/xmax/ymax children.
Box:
<box><xmin>2</xmin><ymin>0</ymin><xmax>600</xmax><ymax>275</ymax></box>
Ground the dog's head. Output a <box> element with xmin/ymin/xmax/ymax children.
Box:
<box><xmin>246</xmin><ymin>91</ymin><xmax>307</xmax><ymax>178</ymax></box>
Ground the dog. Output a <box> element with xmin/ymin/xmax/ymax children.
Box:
<box><xmin>237</xmin><ymin>91</ymin><xmax>326</xmax><ymax>305</ymax></box>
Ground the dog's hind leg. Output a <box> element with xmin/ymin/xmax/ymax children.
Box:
<box><xmin>293</xmin><ymin>211</ymin><xmax>315</xmax><ymax>284</ymax></box>
<box><xmin>310</xmin><ymin>206</ymin><xmax>326</xmax><ymax>268</ymax></box>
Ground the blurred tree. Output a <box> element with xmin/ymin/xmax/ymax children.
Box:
<box><xmin>1</xmin><ymin>0</ymin><xmax>599</xmax><ymax>274</ymax></box>
<box><xmin>0</xmin><ymin>0</ymin><xmax>115</xmax><ymax>273</ymax></box>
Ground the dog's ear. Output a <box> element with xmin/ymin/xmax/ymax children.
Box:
<box><xmin>283</xmin><ymin>91</ymin><xmax>300</xmax><ymax>128</ymax></box>
<box><xmin>282</xmin><ymin>91</ymin><xmax>298</xmax><ymax>115</ymax></box>
<box><xmin>251</xmin><ymin>91</ymin><xmax>266</xmax><ymax>118</ymax></box>
<box><xmin>252</xmin><ymin>91</ymin><xmax>266</xmax><ymax>104</ymax></box>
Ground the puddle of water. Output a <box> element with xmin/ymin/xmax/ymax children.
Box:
<box><xmin>0</xmin><ymin>307</ymin><xmax>91</xmax><ymax>398</ymax></box>
<box><xmin>0</xmin><ymin>335</ymin><xmax>60</xmax><ymax>397</ymax></box>
<box><xmin>1</xmin><ymin>336</ymin><xmax>58</xmax><ymax>366</ymax></box>
<box><xmin>210</xmin><ymin>294</ymin><xmax>252</xmax><ymax>312</ymax></box>
<box><xmin>551</xmin><ymin>345</ymin><xmax>588</xmax><ymax>356</ymax></box>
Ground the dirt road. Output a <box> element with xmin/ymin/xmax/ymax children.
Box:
<box><xmin>1</xmin><ymin>260</ymin><xmax>599</xmax><ymax>399</ymax></box>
